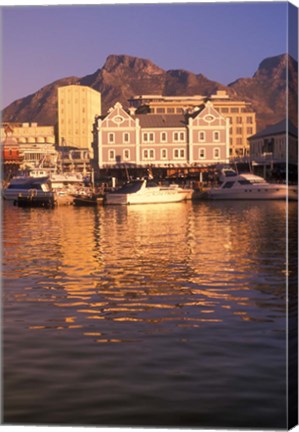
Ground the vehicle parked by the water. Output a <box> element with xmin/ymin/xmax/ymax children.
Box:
<box><xmin>105</xmin><ymin>179</ymin><xmax>190</xmax><ymax>205</ymax></box>
<box><xmin>204</xmin><ymin>169</ymin><xmax>298</xmax><ymax>200</ymax></box>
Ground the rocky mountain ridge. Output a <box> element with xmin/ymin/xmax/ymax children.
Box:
<box><xmin>2</xmin><ymin>53</ymin><xmax>298</xmax><ymax>132</ymax></box>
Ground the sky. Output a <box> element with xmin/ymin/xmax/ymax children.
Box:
<box><xmin>0</xmin><ymin>0</ymin><xmax>298</xmax><ymax>109</ymax></box>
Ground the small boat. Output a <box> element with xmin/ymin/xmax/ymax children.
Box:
<box><xmin>2</xmin><ymin>176</ymin><xmax>53</xmax><ymax>201</ymax></box>
<box><xmin>15</xmin><ymin>191</ymin><xmax>55</xmax><ymax>208</ymax></box>
<box><xmin>105</xmin><ymin>179</ymin><xmax>190</xmax><ymax>205</ymax></box>
<box><xmin>205</xmin><ymin>169</ymin><xmax>298</xmax><ymax>201</ymax></box>
<box><xmin>73</xmin><ymin>193</ymin><xmax>104</xmax><ymax>206</ymax></box>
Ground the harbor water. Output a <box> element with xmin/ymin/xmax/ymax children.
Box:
<box><xmin>2</xmin><ymin>200</ymin><xmax>296</xmax><ymax>428</ymax></box>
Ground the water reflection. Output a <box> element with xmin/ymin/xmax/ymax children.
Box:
<box><xmin>3</xmin><ymin>200</ymin><xmax>288</xmax><ymax>340</ymax></box>
<box><xmin>3</xmin><ymin>200</ymin><xmax>290</xmax><ymax>428</ymax></box>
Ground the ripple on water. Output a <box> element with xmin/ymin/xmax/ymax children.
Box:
<box><xmin>2</xmin><ymin>201</ymin><xmax>289</xmax><ymax>428</ymax></box>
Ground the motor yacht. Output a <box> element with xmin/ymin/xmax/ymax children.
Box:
<box><xmin>205</xmin><ymin>169</ymin><xmax>298</xmax><ymax>200</ymax></box>
<box><xmin>2</xmin><ymin>176</ymin><xmax>53</xmax><ymax>201</ymax></box>
<box><xmin>105</xmin><ymin>179</ymin><xmax>190</xmax><ymax>205</ymax></box>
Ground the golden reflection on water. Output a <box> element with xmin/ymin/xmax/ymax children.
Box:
<box><xmin>3</xmin><ymin>200</ymin><xmax>289</xmax><ymax>341</ymax></box>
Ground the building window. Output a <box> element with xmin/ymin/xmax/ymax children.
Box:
<box><xmin>247</xmin><ymin>127</ymin><xmax>253</xmax><ymax>135</ymax></box>
<box><xmin>108</xmin><ymin>150</ymin><xmax>115</xmax><ymax>161</ymax></box>
<box><xmin>199</xmin><ymin>131</ymin><xmax>206</xmax><ymax>142</ymax></box>
<box><xmin>143</xmin><ymin>149</ymin><xmax>155</xmax><ymax>160</ymax></box>
<box><xmin>174</xmin><ymin>148</ymin><xmax>185</xmax><ymax>159</ymax></box>
<box><xmin>236</xmin><ymin>127</ymin><xmax>242</xmax><ymax>134</ymax></box>
<box><xmin>143</xmin><ymin>132</ymin><xmax>154</xmax><ymax>143</ymax></box>
<box><xmin>231</xmin><ymin>108</ymin><xmax>239</xmax><ymax>113</ymax></box>
<box><xmin>167</xmin><ymin>108</ymin><xmax>175</xmax><ymax>114</ymax></box>
<box><xmin>236</xmin><ymin>138</ymin><xmax>242</xmax><ymax>145</ymax></box>
<box><xmin>123</xmin><ymin>149</ymin><xmax>130</xmax><ymax>160</ymax></box>
<box><xmin>213</xmin><ymin>131</ymin><xmax>220</xmax><ymax>142</ymax></box>
<box><xmin>221</xmin><ymin>108</ymin><xmax>229</xmax><ymax>113</ymax></box>
<box><xmin>213</xmin><ymin>148</ymin><xmax>220</xmax><ymax>159</ymax></box>
<box><xmin>236</xmin><ymin>116</ymin><xmax>242</xmax><ymax>124</ymax></box>
<box><xmin>161</xmin><ymin>149</ymin><xmax>167</xmax><ymax>159</ymax></box>
<box><xmin>157</xmin><ymin>108</ymin><xmax>165</xmax><ymax>113</ymax></box>
<box><xmin>247</xmin><ymin>116</ymin><xmax>253</xmax><ymax>124</ymax></box>
<box><xmin>173</xmin><ymin>131</ymin><xmax>185</xmax><ymax>142</ymax></box>
<box><xmin>123</xmin><ymin>133</ymin><xmax>129</xmax><ymax>143</ymax></box>
<box><xmin>108</xmin><ymin>133</ymin><xmax>115</xmax><ymax>143</ymax></box>
<box><xmin>161</xmin><ymin>132</ymin><xmax>167</xmax><ymax>142</ymax></box>
<box><xmin>199</xmin><ymin>148</ymin><xmax>206</xmax><ymax>159</ymax></box>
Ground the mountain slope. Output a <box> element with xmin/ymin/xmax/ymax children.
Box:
<box><xmin>228</xmin><ymin>54</ymin><xmax>298</xmax><ymax>129</ymax></box>
<box><xmin>2</xmin><ymin>53</ymin><xmax>298</xmax><ymax>132</ymax></box>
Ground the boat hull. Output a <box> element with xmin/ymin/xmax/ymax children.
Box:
<box><xmin>207</xmin><ymin>186</ymin><xmax>297</xmax><ymax>201</ymax></box>
<box><xmin>15</xmin><ymin>193</ymin><xmax>55</xmax><ymax>208</ymax></box>
<box><xmin>73</xmin><ymin>195</ymin><xmax>104</xmax><ymax>206</ymax></box>
<box><xmin>105</xmin><ymin>188</ymin><xmax>189</xmax><ymax>205</ymax></box>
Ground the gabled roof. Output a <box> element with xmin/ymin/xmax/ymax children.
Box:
<box><xmin>249</xmin><ymin>119</ymin><xmax>298</xmax><ymax>140</ymax></box>
<box><xmin>134</xmin><ymin>114</ymin><xmax>187</xmax><ymax>128</ymax></box>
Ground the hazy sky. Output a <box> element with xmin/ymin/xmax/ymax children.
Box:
<box><xmin>1</xmin><ymin>1</ymin><xmax>298</xmax><ymax>108</ymax></box>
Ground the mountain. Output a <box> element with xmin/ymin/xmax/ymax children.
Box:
<box><xmin>2</xmin><ymin>53</ymin><xmax>298</xmax><ymax>132</ymax></box>
<box><xmin>228</xmin><ymin>54</ymin><xmax>298</xmax><ymax>130</ymax></box>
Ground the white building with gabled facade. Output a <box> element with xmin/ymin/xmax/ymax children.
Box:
<box><xmin>92</xmin><ymin>101</ymin><xmax>229</xmax><ymax>170</ymax></box>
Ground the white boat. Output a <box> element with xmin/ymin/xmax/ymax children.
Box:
<box><xmin>28</xmin><ymin>168</ymin><xmax>88</xmax><ymax>205</ymax></box>
<box><xmin>2</xmin><ymin>176</ymin><xmax>53</xmax><ymax>201</ymax></box>
<box><xmin>105</xmin><ymin>179</ymin><xmax>190</xmax><ymax>205</ymax></box>
<box><xmin>206</xmin><ymin>169</ymin><xmax>298</xmax><ymax>201</ymax></box>
<box><xmin>29</xmin><ymin>169</ymin><xmax>86</xmax><ymax>189</ymax></box>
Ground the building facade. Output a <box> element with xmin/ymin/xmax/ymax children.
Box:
<box><xmin>93</xmin><ymin>101</ymin><xmax>229</xmax><ymax>170</ymax></box>
<box><xmin>1</xmin><ymin>122</ymin><xmax>55</xmax><ymax>145</ymax></box>
<box><xmin>209</xmin><ymin>91</ymin><xmax>256</xmax><ymax>158</ymax></box>
<box><xmin>1</xmin><ymin>122</ymin><xmax>57</xmax><ymax>178</ymax></box>
<box><xmin>58</xmin><ymin>85</ymin><xmax>101</xmax><ymax>155</ymax></box>
<box><xmin>128</xmin><ymin>94</ymin><xmax>205</xmax><ymax>115</ymax></box>
<box><xmin>128</xmin><ymin>91</ymin><xmax>256</xmax><ymax>159</ymax></box>
<box><xmin>248</xmin><ymin>119</ymin><xmax>298</xmax><ymax>166</ymax></box>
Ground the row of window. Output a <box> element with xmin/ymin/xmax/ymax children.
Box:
<box><xmin>230</xmin><ymin>127</ymin><xmax>253</xmax><ymax>135</ymax></box>
<box><xmin>150</xmin><ymin>107</ymin><xmax>183</xmax><ymax>114</ymax></box>
<box><xmin>107</xmin><ymin>131</ymin><xmax>222</xmax><ymax>144</ymax></box>
<box><xmin>219</xmin><ymin>108</ymin><xmax>254</xmax><ymax>116</ymax></box>
<box><xmin>226</xmin><ymin>116</ymin><xmax>254</xmax><ymax>124</ymax></box>
<box><xmin>107</xmin><ymin>147</ymin><xmax>222</xmax><ymax>161</ymax></box>
<box><xmin>140</xmin><ymin>107</ymin><xmax>254</xmax><ymax>116</ymax></box>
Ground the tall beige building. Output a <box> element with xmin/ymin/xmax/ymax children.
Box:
<box><xmin>209</xmin><ymin>91</ymin><xmax>256</xmax><ymax>158</ymax></box>
<box><xmin>58</xmin><ymin>85</ymin><xmax>101</xmax><ymax>155</ymax></box>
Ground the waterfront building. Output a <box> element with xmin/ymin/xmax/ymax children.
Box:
<box><xmin>128</xmin><ymin>94</ymin><xmax>205</xmax><ymax>115</ymax></box>
<box><xmin>1</xmin><ymin>122</ymin><xmax>55</xmax><ymax>145</ymax></box>
<box><xmin>58</xmin><ymin>85</ymin><xmax>101</xmax><ymax>156</ymax></box>
<box><xmin>209</xmin><ymin>91</ymin><xmax>256</xmax><ymax>159</ymax></box>
<box><xmin>128</xmin><ymin>91</ymin><xmax>256</xmax><ymax>159</ymax></box>
<box><xmin>1</xmin><ymin>122</ymin><xmax>57</xmax><ymax>177</ymax></box>
<box><xmin>248</xmin><ymin>119</ymin><xmax>298</xmax><ymax>180</ymax></box>
<box><xmin>93</xmin><ymin>101</ymin><xmax>229</xmax><ymax>171</ymax></box>
<box><xmin>58</xmin><ymin>147</ymin><xmax>91</xmax><ymax>174</ymax></box>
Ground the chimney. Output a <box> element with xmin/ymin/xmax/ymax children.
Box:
<box><xmin>129</xmin><ymin>107</ymin><xmax>137</xmax><ymax>116</ymax></box>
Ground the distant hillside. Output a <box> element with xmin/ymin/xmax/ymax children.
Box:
<box><xmin>228</xmin><ymin>54</ymin><xmax>298</xmax><ymax>131</ymax></box>
<box><xmin>2</xmin><ymin>53</ymin><xmax>298</xmax><ymax>132</ymax></box>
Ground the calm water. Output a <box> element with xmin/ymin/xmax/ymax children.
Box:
<box><xmin>2</xmin><ymin>200</ymin><xmax>295</xmax><ymax>428</ymax></box>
